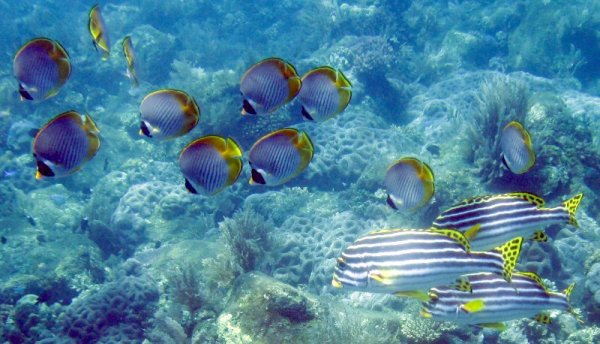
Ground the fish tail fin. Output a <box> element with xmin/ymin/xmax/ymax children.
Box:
<box><xmin>494</xmin><ymin>237</ymin><xmax>523</xmax><ymax>282</ymax></box>
<box><xmin>562</xmin><ymin>193</ymin><xmax>583</xmax><ymax>227</ymax></box>
<box><xmin>563</xmin><ymin>282</ymin><xmax>584</xmax><ymax>324</ymax></box>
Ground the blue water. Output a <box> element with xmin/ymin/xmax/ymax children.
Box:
<box><xmin>1</xmin><ymin>1</ymin><xmax>600</xmax><ymax>343</ymax></box>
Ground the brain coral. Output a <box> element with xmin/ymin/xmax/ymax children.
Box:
<box><xmin>62</xmin><ymin>275</ymin><xmax>159</xmax><ymax>343</ymax></box>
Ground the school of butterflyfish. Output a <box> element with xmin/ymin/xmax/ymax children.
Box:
<box><xmin>14</xmin><ymin>4</ymin><xmax>584</xmax><ymax>331</ymax></box>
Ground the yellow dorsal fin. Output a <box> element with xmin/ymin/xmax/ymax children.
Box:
<box><xmin>478</xmin><ymin>322</ymin><xmax>506</xmax><ymax>331</ymax></box>
<box><xmin>429</xmin><ymin>228</ymin><xmax>471</xmax><ymax>252</ymax></box>
<box><xmin>506</xmin><ymin>192</ymin><xmax>545</xmax><ymax>207</ymax></box>
<box><xmin>461</xmin><ymin>299</ymin><xmax>485</xmax><ymax>313</ymax></box>
<box><xmin>495</xmin><ymin>237</ymin><xmax>523</xmax><ymax>282</ymax></box>
<box><xmin>562</xmin><ymin>193</ymin><xmax>583</xmax><ymax>227</ymax></box>
<box><xmin>420</xmin><ymin>308</ymin><xmax>432</xmax><ymax>318</ymax></box>
<box><xmin>514</xmin><ymin>271</ymin><xmax>547</xmax><ymax>291</ymax></box>
<box><xmin>464</xmin><ymin>224</ymin><xmax>481</xmax><ymax>241</ymax></box>
<box><xmin>394</xmin><ymin>291</ymin><xmax>430</xmax><ymax>302</ymax></box>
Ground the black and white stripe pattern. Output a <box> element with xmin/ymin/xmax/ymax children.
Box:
<box><xmin>241</xmin><ymin>59</ymin><xmax>291</xmax><ymax>114</ymax></box>
<box><xmin>432</xmin><ymin>194</ymin><xmax>569</xmax><ymax>251</ymax></box>
<box><xmin>14</xmin><ymin>39</ymin><xmax>68</xmax><ymax>101</ymax></box>
<box><xmin>140</xmin><ymin>90</ymin><xmax>199</xmax><ymax>139</ymax></box>
<box><xmin>423</xmin><ymin>272</ymin><xmax>569</xmax><ymax>325</ymax></box>
<box><xmin>180</xmin><ymin>141</ymin><xmax>229</xmax><ymax>195</ymax></box>
<box><xmin>384</xmin><ymin>160</ymin><xmax>430</xmax><ymax>210</ymax></box>
<box><xmin>33</xmin><ymin>112</ymin><xmax>94</xmax><ymax>176</ymax></box>
<box><xmin>333</xmin><ymin>229</ymin><xmax>505</xmax><ymax>293</ymax></box>
<box><xmin>248</xmin><ymin>129</ymin><xmax>311</xmax><ymax>185</ymax></box>
<box><xmin>298</xmin><ymin>70</ymin><xmax>340</xmax><ymax>121</ymax></box>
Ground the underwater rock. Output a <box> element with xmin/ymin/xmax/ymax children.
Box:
<box><xmin>216</xmin><ymin>272</ymin><xmax>458</xmax><ymax>343</ymax></box>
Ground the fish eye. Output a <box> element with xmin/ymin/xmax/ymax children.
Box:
<box><xmin>336</xmin><ymin>258</ymin><xmax>347</xmax><ymax>270</ymax></box>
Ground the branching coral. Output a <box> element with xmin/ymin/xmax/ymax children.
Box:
<box><xmin>465</xmin><ymin>75</ymin><xmax>529</xmax><ymax>185</ymax></box>
<box><xmin>219</xmin><ymin>208</ymin><xmax>273</xmax><ymax>274</ymax></box>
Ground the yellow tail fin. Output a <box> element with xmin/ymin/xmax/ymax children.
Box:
<box><xmin>562</xmin><ymin>193</ymin><xmax>583</xmax><ymax>227</ymax></box>
<box><xmin>495</xmin><ymin>237</ymin><xmax>523</xmax><ymax>282</ymax></box>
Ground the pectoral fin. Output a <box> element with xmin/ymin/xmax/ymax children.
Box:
<box><xmin>460</xmin><ymin>299</ymin><xmax>485</xmax><ymax>313</ymax></box>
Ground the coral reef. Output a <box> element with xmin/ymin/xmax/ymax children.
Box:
<box><xmin>219</xmin><ymin>208</ymin><xmax>273</xmax><ymax>274</ymax></box>
<box><xmin>61</xmin><ymin>272</ymin><xmax>159</xmax><ymax>343</ymax></box>
<box><xmin>465</xmin><ymin>75</ymin><xmax>529</xmax><ymax>186</ymax></box>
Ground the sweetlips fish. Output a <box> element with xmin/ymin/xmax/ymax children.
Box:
<box><xmin>139</xmin><ymin>89</ymin><xmax>200</xmax><ymax>140</ymax></box>
<box><xmin>179</xmin><ymin>135</ymin><xmax>243</xmax><ymax>195</ymax></box>
<box><xmin>500</xmin><ymin>121</ymin><xmax>535</xmax><ymax>174</ymax></box>
<box><xmin>13</xmin><ymin>38</ymin><xmax>71</xmax><ymax>101</ymax></box>
<box><xmin>421</xmin><ymin>271</ymin><xmax>580</xmax><ymax>330</ymax></box>
<box><xmin>88</xmin><ymin>4</ymin><xmax>110</xmax><ymax>59</ymax></box>
<box><xmin>384</xmin><ymin>157</ymin><xmax>434</xmax><ymax>211</ymax></box>
<box><xmin>332</xmin><ymin>227</ymin><xmax>523</xmax><ymax>301</ymax></box>
<box><xmin>248</xmin><ymin>128</ymin><xmax>313</xmax><ymax>185</ymax></box>
<box><xmin>298</xmin><ymin>66</ymin><xmax>352</xmax><ymax>122</ymax></box>
<box><xmin>32</xmin><ymin>111</ymin><xmax>100</xmax><ymax>179</ymax></box>
<box><xmin>432</xmin><ymin>192</ymin><xmax>583</xmax><ymax>251</ymax></box>
<box><xmin>240</xmin><ymin>57</ymin><xmax>301</xmax><ymax>115</ymax></box>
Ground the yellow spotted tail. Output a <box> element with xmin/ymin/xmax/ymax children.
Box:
<box><xmin>494</xmin><ymin>237</ymin><xmax>523</xmax><ymax>282</ymax></box>
<box><xmin>562</xmin><ymin>193</ymin><xmax>583</xmax><ymax>227</ymax></box>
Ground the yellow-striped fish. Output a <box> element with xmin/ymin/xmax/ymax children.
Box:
<box><xmin>432</xmin><ymin>192</ymin><xmax>583</xmax><ymax>251</ymax></box>
<box><xmin>88</xmin><ymin>4</ymin><xmax>110</xmax><ymax>59</ymax></box>
<box><xmin>240</xmin><ymin>57</ymin><xmax>301</xmax><ymax>115</ymax></box>
<box><xmin>298</xmin><ymin>66</ymin><xmax>352</xmax><ymax>122</ymax></box>
<box><xmin>248</xmin><ymin>128</ymin><xmax>313</xmax><ymax>185</ymax></box>
<box><xmin>179</xmin><ymin>136</ymin><xmax>243</xmax><ymax>195</ymax></box>
<box><xmin>139</xmin><ymin>89</ymin><xmax>200</xmax><ymax>140</ymax></box>
<box><xmin>421</xmin><ymin>272</ymin><xmax>580</xmax><ymax>330</ymax></box>
<box><xmin>32</xmin><ymin>111</ymin><xmax>100</xmax><ymax>179</ymax></box>
<box><xmin>332</xmin><ymin>228</ymin><xmax>522</xmax><ymax>301</ymax></box>
<box><xmin>384</xmin><ymin>157</ymin><xmax>434</xmax><ymax>211</ymax></box>
<box><xmin>122</xmin><ymin>36</ymin><xmax>139</xmax><ymax>86</ymax></box>
<box><xmin>500</xmin><ymin>121</ymin><xmax>535</xmax><ymax>174</ymax></box>
<box><xmin>13</xmin><ymin>38</ymin><xmax>71</xmax><ymax>101</ymax></box>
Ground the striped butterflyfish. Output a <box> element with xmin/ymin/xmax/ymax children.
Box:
<box><xmin>139</xmin><ymin>89</ymin><xmax>200</xmax><ymax>140</ymax></box>
<box><xmin>240</xmin><ymin>57</ymin><xmax>301</xmax><ymax>115</ymax></box>
<box><xmin>432</xmin><ymin>192</ymin><xmax>583</xmax><ymax>251</ymax></box>
<box><xmin>122</xmin><ymin>36</ymin><xmax>139</xmax><ymax>86</ymax></box>
<box><xmin>384</xmin><ymin>157</ymin><xmax>434</xmax><ymax>211</ymax></box>
<box><xmin>331</xmin><ymin>228</ymin><xmax>523</xmax><ymax>301</ymax></box>
<box><xmin>298</xmin><ymin>66</ymin><xmax>352</xmax><ymax>122</ymax></box>
<box><xmin>179</xmin><ymin>135</ymin><xmax>243</xmax><ymax>195</ymax></box>
<box><xmin>248</xmin><ymin>128</ymin><xmax>313</xmax><ymax>186</ymax></box>
<box><xmin>421</xmin><ymin>272</ymin><xmax>579</xmax><ymax>330</ymax></box>
<box><xmin>500</xmin><ymin>121</ymin><xmax>535</xmax><ymax>174</ymax></box>
<box><xmin>88</xmin><ymin>4</ymin><xmax>110</xmax><ymax>59</ymax></box>
<box><xmin>13</xmin><ymin>38</ymin><xmax>71</xmax><ymax>101</ymax></box>
<box><xmin>32</xmin><ymin>111</ymin><xmax>100</xmax><ymax>179</ymax></box>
